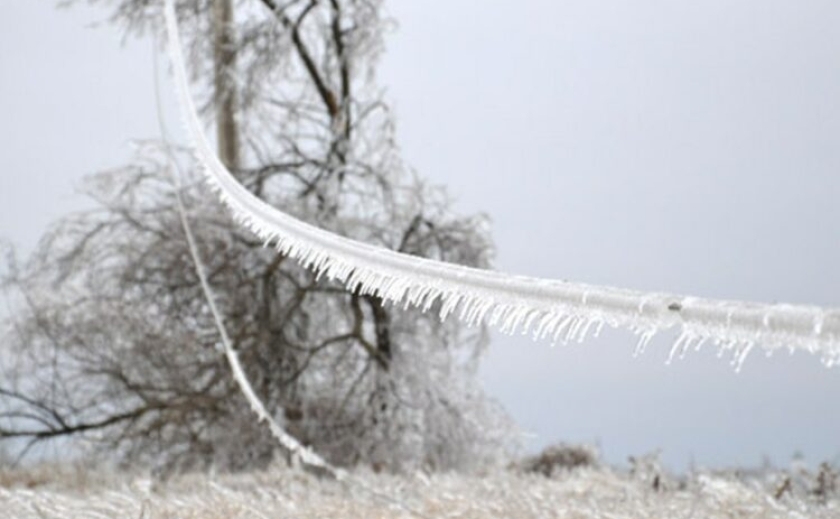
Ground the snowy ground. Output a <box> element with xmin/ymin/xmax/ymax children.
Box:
<box><xmin>0</xmin><ymin>461</ymin><xmax>837</xmax><ymax>519</ymax></box>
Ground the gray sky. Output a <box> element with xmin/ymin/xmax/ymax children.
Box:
<box><xmin>2</xmin><ymin>0</ymin><xmax>839</xmax><ymax>471</ymax></box>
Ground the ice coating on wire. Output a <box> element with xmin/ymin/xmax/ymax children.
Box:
<box><xmin>162</xmin><ymin>0</ymin><xmax>840</xmax><ymax>370</ymax></box>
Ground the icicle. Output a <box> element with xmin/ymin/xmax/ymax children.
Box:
<box><xmin>633</xmin><ymin>330</ymin><xmax>655</xmax><ymax>358</ymax></box>
<box><xmin>533</xmin><ymin>312</ymin><xmax>556</xmax><ymax>340</ymax></box>
<box><xmin>566</xmin><ymin>317</ymin><xmax>585</xmax><ymax>344</ymax></box>
<box><xmin>734</xmin><ymin>342</ymin><xmax>755</xmax><ymax>373</ymax></box>
<box><xmin>550</xmin><ymin>315</ymin><xmax>574</xmax><ymax>345</ymax></box>
<box><xmin>665</xmin><ymin>332</ymin><xmax>688</xmax><ymax>364</ymax></box>
<box><xmin>519</xmin><ymin>310</ymin><xmax>542</xmax><ymax>336</ymax></box>
<box><xmin>593</xmin><ymin>320</ymin><xmax>606</xmax><ymax>338</ymax></box>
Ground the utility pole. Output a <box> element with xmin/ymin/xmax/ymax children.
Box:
<box><xmin>213</xmin><ymin>0</ymin><xmax>239</xmax><ymax>170</ymax></box>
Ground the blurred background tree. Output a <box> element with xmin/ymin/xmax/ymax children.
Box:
<box><xmin>0</xmin><ymin>0</ymin><xmax>514</xmax><ymax>474</ymax></box>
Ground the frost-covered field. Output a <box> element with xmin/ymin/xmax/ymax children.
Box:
<box><xmin>0</xmin><ymin>463</ymin><xmax>836</xmax><ymax>519</ymax></box>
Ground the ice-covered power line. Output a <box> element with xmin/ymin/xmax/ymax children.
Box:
<box><xmin>163</xmin><ymin>0</ymin><xmax>839</xmax><ymax>370</ymax></box>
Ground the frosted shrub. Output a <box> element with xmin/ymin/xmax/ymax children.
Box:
<box><xmin>520</xmin><ymin>443</ymin><xmax>599</xmax><ymax>477</ymax></box>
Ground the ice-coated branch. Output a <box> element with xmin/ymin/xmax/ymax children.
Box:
<box><xmin>162</xmin><ymin>0</ymin><xmax>839</xmax><ymax>370</ymax></box>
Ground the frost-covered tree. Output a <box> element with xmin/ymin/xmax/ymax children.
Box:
<box><xmin>0</xmin><ymin>0</ymin><xmax>514</xmax><ymax>473</ymax></box>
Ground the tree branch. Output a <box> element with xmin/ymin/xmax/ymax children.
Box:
<box><xmin>0</xmin><ymin>404</ymin><xmax>161</xmax><ymax>441</ymax></box>
<box><xmin>259</xmin><ymin>0</ymin><xmax>340</xmax><ymax>119</ymax></box>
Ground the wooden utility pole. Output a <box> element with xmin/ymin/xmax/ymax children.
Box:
<box><xmin>213</xmin><ymin>0</ymin><xmax>239</xmax><ymax>170</ymax></box>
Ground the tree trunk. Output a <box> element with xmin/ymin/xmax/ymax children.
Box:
<box><xmin>213</xmin><ymin>0</ymin><xmax>239</xmax><ymax>170</ymax></box>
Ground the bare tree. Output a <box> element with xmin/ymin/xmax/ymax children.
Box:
<box><xmin>0</xmin><ymin>0</ymin><xmax>515</xmax><ymax>473</ymax></box>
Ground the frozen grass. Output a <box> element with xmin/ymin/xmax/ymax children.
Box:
<box><xmin>0</xmin><ymin>462</ymin><xmax>837</xmax><ymax>518</ymax></box>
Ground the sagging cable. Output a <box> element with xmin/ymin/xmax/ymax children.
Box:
<box><xmin>162</xmin><ymin>0</ymin><xmax>839</xmax><ymax>370</ymax></box>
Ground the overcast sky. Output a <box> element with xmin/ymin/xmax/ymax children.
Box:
<box><xmin>1</xmin><ymin>0</ymin><xmax>839</xmax><ymax>471</ymax></box>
